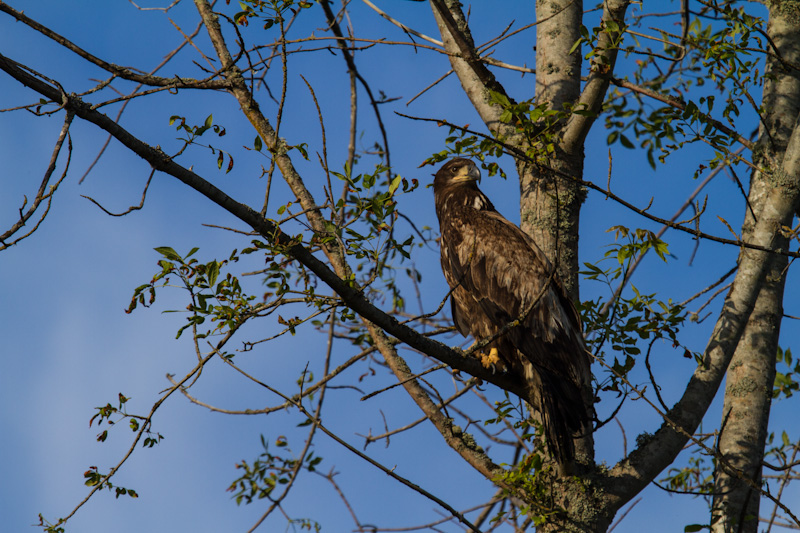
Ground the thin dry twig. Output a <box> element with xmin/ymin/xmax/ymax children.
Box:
<box><xmin>81</xmin><ymin>169</ymin><xmax>155</xmax><ymax>216</ymax></box>
<box><xmin>1</xmin><ymin>109</ymin><xmax>73</xmax><ymax>250</ymax></box>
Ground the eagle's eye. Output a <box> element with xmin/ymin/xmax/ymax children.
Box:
<box><xmin>451</xmin><ymin>166</ymin><xmax>460</xmax><ymax>174</ymax></box>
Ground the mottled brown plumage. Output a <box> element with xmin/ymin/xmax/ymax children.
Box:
<box><xmin>433</xmin><ymin>157</ymin><xmax>591</xmax><ymax>468</ymax></box>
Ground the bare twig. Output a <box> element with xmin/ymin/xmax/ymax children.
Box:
<box><xmin>1</xmin><ymin>109</ymin><xmax>73</xmax><ymax>250</ymax></box>
<box><xmin>81</xmin><ymin>169</ymin><xmax>155</xmax><ymax>216</ymax></box>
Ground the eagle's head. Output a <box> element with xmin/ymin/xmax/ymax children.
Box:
<box><xmin>433</xmin><ymin>158</ymin><xmax>481</xmax><ymax>192</ymax></box>
<box><xmin>433</xmin><ymin>158</ymin><xmax>492</xmax><ymax>214</ymax></box>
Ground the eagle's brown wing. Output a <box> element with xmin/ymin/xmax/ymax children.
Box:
<box><xmin>440</xmin><ymin>206</ymin><xmax>589</xmax><ymax>465</ymax></box>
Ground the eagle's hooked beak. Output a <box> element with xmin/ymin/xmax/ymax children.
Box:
<box><xmin>455</xmin><ymin>162</ymin><xmax>481</xmax><ymax>184</ymax></box>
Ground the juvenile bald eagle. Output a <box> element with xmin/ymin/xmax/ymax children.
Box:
<box><xmin>433</xmin><ymin>157</ymin><xmax>591</xmax><ymax>468</ymax></box>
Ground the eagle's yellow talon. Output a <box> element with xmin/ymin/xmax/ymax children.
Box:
<box><xmin>479</xmin><ymin>347</ymin><xmax>500</xmax><ymax>370</ymax></box>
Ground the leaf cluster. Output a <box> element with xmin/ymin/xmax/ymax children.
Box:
<box><xmin>126</xmin><ymin>246</ymin><xmax>258</xmax><ymax>343</ymax></box>
<box><xmin>774</xmin><ymin>346</ymin><xmax>799</xmax><ymax>400</ymax></box>
<box><xmin>82</xmin><ymin>466</ymin><xmax>140</xmax><ymax>499</ymax></box>
<box><xmin>581</xmin><ymin>226</ymin><xmax>693</xmax><ymax>394</ymax></box>
<box><xmin>228</xmin><ymin>434</ymin><xmax>323</xmax><ymax>505</ymax></box>
<box><xmin>169</xmin><ymin>114</ymin><xmax>235</xmax><ymax>174</ymax></box>
<box><xmin>89</xmin><ymin>392</ymin><xmax>164</xmax><ymax>448</ymax></box>
<box><xmin>232</xmin><ymin>0</ymin><xmax>313</xmax><ymax>29</ymax></box>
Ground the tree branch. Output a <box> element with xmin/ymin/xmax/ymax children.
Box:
<box><xmin>190</xmin><ymin>1</ymin><xmax>515</xmax><ymax>485</ymax></box>
<box><xmin>0</xmin><ymin>2</ymin><xmax>229</xmax><ymax>90</ymax></box>
<box><xmin>562</xmin><ymin>0</ymin><xmax>631</xmax><ymax>154</ymax></box>
<box><xmin>603</xmin><ymin>116</ymin><xmax>800</xmax><ymax>515</ymax></box>
<box><xmin>610</xmin><ymin>77</ymin><xmax>756</xmax><ymax>153</ymax></box>
<box><xmin>0</xmin><ymin>52</ymin><xmax>526</xmax><ymax>394</ymax></box>
<box><xmin>0</xmin><ymin>107</ymin><xmax>73</xmax><ymax>250</ymax></box>
<box><xmin>400</xmin><ymin>112</ymin><xmax>800</xmax><ymax>258</ymax></box>
<box><xmin>428</xmin><ymin>0</ymin><xmax>515</xmax><ymax>139</ymax></box>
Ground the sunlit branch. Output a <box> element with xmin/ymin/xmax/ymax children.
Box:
<box><xmin>407</xmin><ymin>69</ymin><xmax>453</xmax><ymax>106</ymax></box>
<box><xmin>360</xmin><ymin>0</ymin><xmax>443</xmax><ymax>46</ymax></box>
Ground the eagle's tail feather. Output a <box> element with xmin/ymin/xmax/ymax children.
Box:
<box><xmin>524</xmin><ymin>363</ymin><xmax>588</xmax><ymax>474</ymax></box>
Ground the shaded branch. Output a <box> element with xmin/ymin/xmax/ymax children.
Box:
<box><xmin>0</xmin><ymin>108</ymin><xmax>73</xmax><ymax>250</ymax></box>
<box><xmin>219</xmin><ymin>353</ymin><xmax>485</xmax><ymax>533</ymax></box>
<box><xmin>320</xmin><ymin>0</ymin><xmax>391</xmax><ymax>170</ymax></box>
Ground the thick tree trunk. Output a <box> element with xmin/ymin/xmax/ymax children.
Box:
<box><xmin>525</xmin><ymin>3</ymin><xmax>602</xmax><ymax>533</ymax></box>
<box><xmin>711</xmin><ymin>5</ymin><xmax>800</xmax><ymax>531</ymax></box>
<box><xmin>527</xmin><ymin>0</ymin><xmax>602</xmax><ymax>477</ymax></box>
<box><xmin>522</xmin><ymin>0</ymin><xmax>584</xmax><ymax>299</ymax></box>
<box><xmin>711</xmin><ymin>244</ymin><xmax>786</xmax><ymax>533</ymax></box>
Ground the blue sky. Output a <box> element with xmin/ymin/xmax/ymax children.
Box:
<box><xmin>1</xmin><ymin>1</ymin><xmax>798</xmax><ymax>532</ymax></box>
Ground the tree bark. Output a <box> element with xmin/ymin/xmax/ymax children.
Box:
<box><xmin>711</xmin><ymin>4</ymin><xmax>800</xmax><ymax>531</ymax></box>
<box><xmin>521</xmin><ymin>0</ymin><xmax>585</xmax><ymax>298</ymax></box>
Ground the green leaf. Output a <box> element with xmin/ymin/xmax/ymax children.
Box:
<box><xmin>569</xmin><ymin>36</ymin><xmax>583</xmax><ymax>55</ymax></box>
<box><xmin>254</xmin><ymin>135</ymin><xmax>263</xmax><ymax>151</ymax></box>
<box><xmin>389</xmin><ymin>175</ymin><xmax>402</xmax><ymax>195</ymax></box>
<box><xmin>207</xmin><ymin>261</ymin><xmax>220</xmax><ymax>286</ymax></box>
<box><xmin>619</xmin><ymin>134</ymin><xmax>635</xmax><ymax>149</ymax></box>
<box><xmin>154</xmin><ymin>247</ymin><xmax>181</xmax><ymax>261</ymax></box>
<box><xmin>488</xmin><ymin>89</ymin><xmax>511</xmax><ymax>108</ymax></box>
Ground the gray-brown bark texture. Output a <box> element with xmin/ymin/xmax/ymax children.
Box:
<box><xmin>524</xmin><ymin>0</ymin><xmax>584</xmax><ymax>300</ymax></box>
<box><xmin>711</xmin><ymin>4</ymin><xmax>800</xmax><ymax>531</ymax></box>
